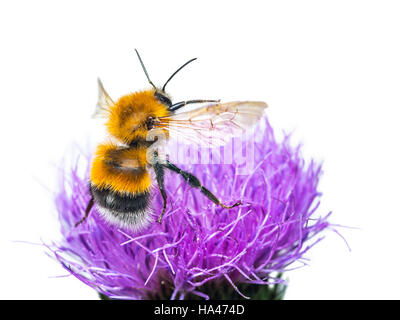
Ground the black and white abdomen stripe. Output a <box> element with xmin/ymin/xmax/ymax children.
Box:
<box><xmin>90</xmin><ymin>185</ymin><xmax>152</xmax><ymax>230</ymax></box>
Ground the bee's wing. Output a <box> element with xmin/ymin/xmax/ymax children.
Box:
<box><xmin>92</xmin><ymin>78</ymin><xmax>115</xmax><ymax>118</ymax></box>
<box><xmin>155</xmin><ymin>101</ymin><xmax>268</xmax><ymax>147</ymax></box>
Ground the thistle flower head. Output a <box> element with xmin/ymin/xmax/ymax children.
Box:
<box><xmin>47</xmin><ymin>118</ymin><xmax>330</xmax><ymax>300</ymax></box>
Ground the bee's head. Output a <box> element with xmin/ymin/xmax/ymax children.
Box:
<box><xmin>106</xmin><ymin>89</ymin><xmax>170</xmax><ymax>144</ymax></box>
<box><xmin>105</xmin><ymin>50</ymin><xmax>204</xmax><ymax>144</ymax></box>
<box><xmin>154</xmin><ymin>90</ymin><xmax>172</xmax><ymax>108</ymax></box>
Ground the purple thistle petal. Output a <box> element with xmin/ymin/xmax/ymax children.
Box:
<box><xmin>46</xmin><ymin>117</ymin><xmax>331</xmax><ymax>300</ymax></box>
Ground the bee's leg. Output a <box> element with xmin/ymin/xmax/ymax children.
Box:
<box><xmin>169</xmin><ymin>99</ymin><xmax>220</xmax><ymax>112</ymax></box>
<box><xmin>75</xmin><ymin>197</ymin><xmax>94</xmax><ymax>227</ymax></box>
<box><xmin>154</xmin><ymin>161</ymin><xmax>168</xmax><ymax>224</ymax></box>
<box><xmin>163</xmin><ymin>160</ymin><xmax>241</xmax><ymax>209</ymax></box>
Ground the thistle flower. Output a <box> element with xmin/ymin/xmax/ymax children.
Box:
<box><xmin>47</xmin><ymin>117</ymin><xmax>330</xmax><ymax>300</ymax></box>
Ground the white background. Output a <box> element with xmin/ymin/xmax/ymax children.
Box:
<box><xmin>1</xmin><ymin>1</ymin><xmax>399</xmax><ymax>299</ymax></box>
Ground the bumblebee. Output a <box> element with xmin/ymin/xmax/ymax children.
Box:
<box><xmin>75</xmin><ymin>50</ymin><xmax>268</xmax><ymax>230</ymax></box>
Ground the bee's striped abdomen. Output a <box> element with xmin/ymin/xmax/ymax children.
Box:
<box><xmin>89</xmin><ymin>142</ymin><xmax>153</xmax><ymax>230</ymax></box>
<box><xmin>90</xmin><ymin>185</ymin><xmax>152</xmax><ymax>230</ymax></box>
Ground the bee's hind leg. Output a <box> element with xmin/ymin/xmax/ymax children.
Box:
<box><xmin>75</xmin><ymin>197</ymin><xmax>94</xmax><ymax>227</ymax></box>
<box><xmin>163</xmin><ymin>160</ymin><xmax>242</xmax><ymax>209</ymax></box>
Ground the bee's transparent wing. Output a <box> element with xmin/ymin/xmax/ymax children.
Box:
<box><xmin>92</xmin><ymin>78</ymin><xmax>115</xmax><ymax>118</ymax></box>
<box><xmin>154</xmin><ymin>101</ymin><xmax>268</xmax><ymax>147</ymax></box>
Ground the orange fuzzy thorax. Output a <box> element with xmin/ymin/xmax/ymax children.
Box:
<box><xmin>90</xmin><ymin>143</ymin><xmax>152</xmax><ymax>194</ymax></box>
<box><xmin>106</xmin><ymin>89</ymin><xmax>170</xmax><ymax>143</ymax></box>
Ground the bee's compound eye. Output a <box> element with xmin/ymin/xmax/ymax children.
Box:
<box><xmin>146</xmin><ymin>116</ymin><xmax>155</xmax><ymax>130</ymax></box>
<box><xmin>154</xmin><ymin>92</ymin><xmax>172</xmax><ymax>107</ymax></box>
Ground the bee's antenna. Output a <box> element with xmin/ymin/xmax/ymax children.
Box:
<box><xmin>162</xmin><ymin>57</ymin><xmax>197</xmax><ymax>92</ymax></box>
<box><xmin>135</xmin><ymin>49</ymin><xmax>157</xmax><ymax>90</ymax></box>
